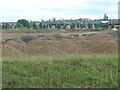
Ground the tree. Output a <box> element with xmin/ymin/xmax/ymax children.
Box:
<box><xmin>52</xmin><ymin>18</ymin><xmax>56</xmax><ymax>21</ymax></box>
<box><xmin>88</xmin><ymin>23</ymin><xmax>92</xmax><ymax>28</ymax></box>
<box><xmin>43</xmin><ymin>23</ymin><xmax>46</xmax><ymax>29</ymax></box>
<box><xmin>39</xmin><ymin>23</ymin><xmax>43</xmax><ymax>29</ymax></box>
<box><xmin>16</xmin><ymin>22</ymin><xmax>23</xmax><ymax>27</ymax></box>
<box><xmin>33</xmin><ymin>23</ymin><xmax>38</xmax><ymax>29</ymax></box>
<box><xmin>63</xmin><ymin>24</ymin><xmax>67</xmax><ymax>29</ymax></box>
<box><xmin>82</xmin><ymin>23</ymin><xmax>85</xmax><ymax>28</ymax></box>
<box><xmin>70</xmin><ymin>23</ymin><xmax>75</xmax><ymax>29</ymax></box>
<box><xmin>17</xmin><ymin>19</ymin><xmax>29</xmax><ymax>28</ymax></box>
<box><xmin>2</xmin><ymin>23</ymin><xmax>12</xmax><ymax>29</ymax></box>
<box><xmin>2</xmin><ymin>23</ymin><xmax>5</xmax><ymax>29</ymax></box>
<box><xmin>77</xmin><ymin>23</ymin><xmax>80</xmax><ymax>28</ymax></box>
<box><xmin>56</xmin><ymin>24</ymin><xmax>61</xmax><ymax>29</ymax></box>
<box><xmin>94</xmin><ymin>24</ymin><xmax>100</xmax><ymax>29</ymax></box>
<box><xmin>28</xmin><ymin>22</ymin><xmax>34</xmax><ymax>29</ymax></box>
<box><xmin>100</xmin><ymin>22</ymin><xmax>108</xmax><ymax>29</ymax></box>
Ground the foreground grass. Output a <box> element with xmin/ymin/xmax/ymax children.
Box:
<box><xmin>2</xmin><ymin>54</ymin><xmax>118</xmax><ymax>88</ymax></box>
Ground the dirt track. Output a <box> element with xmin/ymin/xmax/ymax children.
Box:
<box><xmin>1</xmin><ymin>30</ymin><xmax>119</xmax><ymax>56</ymax></box>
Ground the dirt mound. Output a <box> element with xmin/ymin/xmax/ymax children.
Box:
<box><xmin>2</xmin><ymin>34</ymin><xmax>118</xmax><ymax>56</ymax></box>
<box><xmin>85</xmin><ymin>34</ymin><xmax>115</xmax><ymax>41</ymax></box>
<box><xmin>56</xmin><ymin>41</ymin><xmax>80</xmax><ymax>54</ymax></box>
<box><xmin>26</xmin><ymin>40</ymin><xmax>67</xmax><ymax>55</ymax></box>
<box><xmin>20</xmin><ymin>35</ymin><xmax>36</xmax><ymax>43</ymax></box>
<box><xmin>107</xmin><ymin>31</ymin><xmax>118</xmax><ymax>39</ymax></box>
<box><xmin>2</xmin><ymin>45</ymin><xmax>24</xmax><ymax>56</ymax></box>
<box><xmin>2</xmin><ymin>38</ymin><xmax>25</xmax><ymax>45</ymax></box>
<box><xmin>70</xmin><ymin>36</ymin><xmax>86</xmax><ymax>41</ymax></box>
<box><xmin>2</xmin><ymin>41</ymin><xmax>27</xmax><ymax>56</ymax></box>
<box><xmin>87</xmin><ymin>40</ymin><xmax>118</xmax><ymax>54</ymax></box>
<box><xmin>27</xmin><ymin>40</ymin><xmax>62</xmax><ymax>47</ymax></box>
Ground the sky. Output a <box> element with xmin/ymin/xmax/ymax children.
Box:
<box><xmin>0</xmin><ymin>0</ymin><xmax>119</xmax><ymax>22</ymax></box>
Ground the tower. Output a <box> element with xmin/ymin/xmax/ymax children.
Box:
<box><xmin>103</xmin><ymin>14</ymin><xmax>108</xmax><ymax>21</ymax></box>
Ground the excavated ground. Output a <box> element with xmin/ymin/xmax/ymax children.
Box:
<box><xmin>1</xmin><ymin>30</ymin><xmax>119</xmax><ymax>56</ymax></box>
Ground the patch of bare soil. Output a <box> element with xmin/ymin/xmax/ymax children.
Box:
<box><xmin>2</xmin><ymin>33</ymin><xmax>118</xmax><ymax>56</ymax></box>
<box><xmin>85</xmin><ymin>34</ymin><xmax>115</xmax><ymax>41</ymax></box>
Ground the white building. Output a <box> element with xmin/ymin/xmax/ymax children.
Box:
<box><xmin>101</xmin><ymin>21</ymin><xmax>109</xmax><ymax>24</ymax></box>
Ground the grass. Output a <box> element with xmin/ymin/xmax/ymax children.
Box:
<box><xmin>2</xmin><ymin>54</ymin><xmax>118</xmax><ymax>88</ymax></box>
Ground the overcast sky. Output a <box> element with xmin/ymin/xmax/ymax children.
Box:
<box><xmin>0</xmin><ymin>0</ymin><xmax>119</xmax><ymax>22</ymax></box>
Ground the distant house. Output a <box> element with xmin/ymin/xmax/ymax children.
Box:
<box><xmin>92</xmin><ymin>24</ymin><xmax>95</xmax><ymax>29</ymax></box>
<box><xmin>109</xmin><ymin>20</ymin><xmax>119</xmax><ymax>29</ymax></box>
<box><xmin>113</xmin><ymin>25</ymin><xmax>119</xmax><ymax>30</ymax></box>
<box><xmin>66</xmin><ymin>25</ymin><xmax>71</xmax><ymax>29</ymax></box>
<box><xmin>101</xmin><ymin>21</ymin><xmax>109</xmax><ymax>24</ymax></box>
<box><xmin>51</xmin><ymin>25</ymin><xmax>56</xmax><ymax>29</ymax></box>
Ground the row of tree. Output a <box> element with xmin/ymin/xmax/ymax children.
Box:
<box><xmin>2</xmin><ymin>19</ymin><xmax>39</xmax><ymax>29</ymax></box>
<box><xmin>1</xmin><ymin>19</ymin><xmax>110</xmax><ymax>30</ymax></box>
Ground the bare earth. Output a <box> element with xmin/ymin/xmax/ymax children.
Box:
<box><xmin>1</xmin><ymin>30</ymin><xmax>119</xmax><ymax>56</ymax></box>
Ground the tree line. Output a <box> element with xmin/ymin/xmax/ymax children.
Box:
<box><xmin>1</xmin><ymin>19</ymin><xmax>110</xmax><ymax>30</ymax></box>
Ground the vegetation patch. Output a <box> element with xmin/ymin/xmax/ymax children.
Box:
<box><xmin>2</xmin><ymin>54</ymin><xmax>118</xmax><ymax>88</ymax></box>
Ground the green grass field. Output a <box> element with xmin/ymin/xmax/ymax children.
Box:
<box><xmin>2</xmin><ymin>54</ymin><xmax>118</xmax><ymax>88</ymax></box>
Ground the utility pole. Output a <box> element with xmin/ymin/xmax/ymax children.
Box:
<box><xmin>118</xmin><ymin>1</ymin><xmax>120</xmax><ymax>29</ymax></box>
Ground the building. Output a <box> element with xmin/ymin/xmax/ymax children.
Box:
<box><xmin>103</xmin><ymin>14</ymin><xmax>108</xmax><ymax>21</ymax></box>
<box><xmin>109</xmin><ymin>20</ymin><xmax>119</xmax><ymax>29</ymax></box>
<box><xmin>101</xmin><ymin>21</ymin><xmax>109</xmax><ymax>24</ymax></box>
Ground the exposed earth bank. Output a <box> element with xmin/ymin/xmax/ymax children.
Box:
<box><xmin>1</xmin><ymin>30</ymin><xmax>119</xmax><ymax>56</ymax></box>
